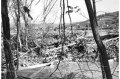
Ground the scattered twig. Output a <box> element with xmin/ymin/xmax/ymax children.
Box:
<box><xmin>112</xmin><ymin>62</ymin><xmax>119</xmax><ymax>75</ymax></box>
<box><xmin>58</xmin><ymin>68</ymin><xmax>63</xmax><ymax>77</ymax></box>
<box><xmin>48</xmin><ymin>60</ymin><xmax>61</xmax><ymax>77</ymax></box>
<box><xmin>85</xmin><ymin>58</ymin><xmax>94</xmax><ymax>78</ymax></box>
<box><xmin>76</xmin><ymin>61</ymin><xmax>86</xmax><ymax>79</ymax></box>
<box><xmin>35</xmin><ymin>0</ymin><xmax>41</xmax><ymax>5</ymax></box>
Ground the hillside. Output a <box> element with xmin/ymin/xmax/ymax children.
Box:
<box><xmin>10</xmin><ymin>11</ymin><xmax>119</xmax><ymax>35</ymax></box>
<box><xmin>65</xmin><ymin>11</ymin><xmax>119</xmax><ymax>30</ymax></box>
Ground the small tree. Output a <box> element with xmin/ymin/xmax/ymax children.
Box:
<box><xmin>85</xmin><ymin>0</ymin><xmax>112</xmax><ymax>79</ymax></box>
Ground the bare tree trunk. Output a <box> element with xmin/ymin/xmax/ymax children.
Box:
<box><xmin>16</xmin><ymin>0</ymin><xmax>20</xmax><ymax>70</ymax></box>
<box><xmin>21</xmin><ymin>11</ymin><xmax>29</xmax><ymax>49</ymax></box>
<box><xmin>85</xmin><ymin>0</ymin><xmax>112</xmax><ymax>79</ymax></box>
<box><xmin>92</xmin><ymin>0</ymin><xmax>106</xmax><ymax>78</ymax></box>
<box><xmin>1</xmin><ymin>0</ymin><xmax>17</xmax><ymax>79</ymax></box>
<box><xmin>92</xmin><ymin>0</ymin><xmax>98</xmax><ymax>26</ymax></box>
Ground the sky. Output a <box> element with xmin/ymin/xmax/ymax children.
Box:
<box><xmin>29</xmin><ymin>0</ymin><xmax>119</xmax><ymax>24</ymax></box>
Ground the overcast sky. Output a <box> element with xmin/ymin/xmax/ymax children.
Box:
<box><xmin>30</xmin><ymin>0</ymin><xmax>119</xmax><ymax>24</ymax></box>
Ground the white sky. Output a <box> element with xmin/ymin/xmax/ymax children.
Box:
<box><xmin>29</xmin><ymin>0</ymin><xmax>119</xmax><ymax>24</ymax></box>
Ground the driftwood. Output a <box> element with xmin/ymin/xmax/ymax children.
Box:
<box><xmin>19</xmin><ymin>63</ymin><xmax>52</xmax><ymax>70</ymax></box>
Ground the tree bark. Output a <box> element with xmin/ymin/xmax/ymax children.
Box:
<box><xmin>16</xmin><ymin>0</ymin><xmax>21</xmax><ymax>70</ymax></box>
<box><xmin>1</xmin><ymin>0</ymin><xmax>17</xmax><ymax>79</ymax></box>
<box><xmin>92</xmin><ymin>0</ymin><xmax>106</xmax><ymax>79</ymax></box>
<box><xmin>85</xmin><ymin>0</ymin><xmax>112</xmax><ymax>79</ymax></box>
